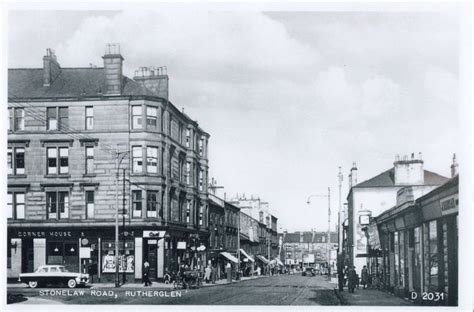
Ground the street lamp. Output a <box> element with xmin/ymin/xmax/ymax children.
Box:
<box><xmin>307</xmin><ymin>187</ymin><xmax>331</xmax><ymax>280</ymax></box>
<box><xmin>115</xmin><ymin>146</ymin><xmax>130</xmax><ymax>288</ymax></box>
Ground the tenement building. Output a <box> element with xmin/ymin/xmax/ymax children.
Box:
<box><xmin>7</xmin><ymin>45</ymin><xmax>210</xmax><ymax>283</ymax></box>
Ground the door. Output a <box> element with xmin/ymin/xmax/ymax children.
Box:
<box><xmin>22</xmin><ymin>239</ymin><xmax>34</xmax><ymax>272</ymax></box>
<box><xmin>145</xmin><ymin>240</ymin><xmax>158</xmax><ymax>280</ymax></box>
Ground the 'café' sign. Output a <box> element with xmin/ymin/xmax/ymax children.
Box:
<box><xmin>440</xmin><ymin>194</ymin><xmax>458</xmax><ymax>216</ymax></box>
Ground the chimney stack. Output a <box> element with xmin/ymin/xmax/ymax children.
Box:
<box><xmin>349</xmin><ymin>162</ymin><xmax>358</xmax><ymax>188</ymax></box>
<box><xmin>133</xmin><ymin>66</ymin><xmax>169</xmax><ymax>99</ymax></box>
<box><xmin>102</xmin><ymin>43</ymin><xmax>124</xmax><ymax>95</ymax></box>
<box><xmin>43</xmin><ymin>48</ymin><xmax>61</xmax><ymax>87</ymax></box>
<box><xmin>451</xmin><ymin>153</ymin><xmax>459</xmax><ymax>178</ymax></box>
<box><xmin>394</xmin><ymin>152</ymin><xmax>424</xmax><ymax>185</ymax></box>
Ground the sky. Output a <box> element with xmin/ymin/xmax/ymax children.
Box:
<box><xmin>7</xmin><ymin>7</ymin><xmax>465</xmax><ymax>232</ymax></box>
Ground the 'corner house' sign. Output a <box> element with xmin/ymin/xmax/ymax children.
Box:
<box><xmin>440</xmin><ymin>194</ymin><xmax>458</xmax><ymax>216</ymax></box>
<box><xmin>15</xmin><ymin>230</ymin><xmax>74</xmax><ymax>238</ymax></box>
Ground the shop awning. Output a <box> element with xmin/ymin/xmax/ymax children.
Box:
<box><xmin>274</xmin><ymin>258</ymin><xmax>284</xmax><ymax>266</ymax></box>
<box><xmin>220</xmin><ymin>252</ymin><xmax>239</xmax><ymax>264</ymax></box>
<box><xmin>239</xmin><ymin>249</ymin><xmax>254</xmax><ymax>263</ymax></box>
<box><xmin>255</xmin><ymin>255</ymin><xmax>270</xmax><ymax>264</ymax></box>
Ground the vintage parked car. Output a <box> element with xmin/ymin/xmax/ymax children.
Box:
<box><xmin>302</xmin><ymin>267</ymin><xmax>316</xmax><ymax>277</ymax></box>
<box><xmin>18</xmin><ymin>265</ymin><xmax>89</xmax><ymax>288</ymax></box>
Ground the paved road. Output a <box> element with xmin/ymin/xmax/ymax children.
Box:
<box><xmin>8</xmin><ymin>274</ymin><xmax>340</xmax><ymax>305</ymax></box>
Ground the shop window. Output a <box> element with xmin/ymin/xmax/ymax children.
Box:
<box><xmin>47</xmin><ymin>241</ymin><xmax>78</xmax><ymax>266</ymax></box>
<box><xmin>46</xmin><ymin>191</ymin><xmax>69</xmax><ymax>220</ymax></box>
<box><xmin>132</xmin><ymin>146</ymin><xmax>143</xmax><ymax>173</ymax></box>
<box><xmin>132</xmin><ymin>190</ymin><xmax>142</xmax><ymax>218</ymax></box>
<box><xmin>146</xmin><ymin>147</ymin><xmax>158</xmax><ymax>174</ymax></box>
<box><xmin>147</xmin><ymin>191</ymin><xmax>158</xmax><ymax>218</ymax></box>
<box><xmin>101</xmin><ymin>241</ymin><xmax>135</xmax><ymax>273</ymax></box>
<box><xmin>85</xmin><ymin>146</ymin><xmax>94</xmax><ymax>174</ymax></box>
<box><xmin>85</xmin><ymin>106</ymin><xmax>94</xmax><ymax>130</ymax></box>
<box><xmin>7</xmin><ymin>192</ymin><xmax>25</xmax><ymax>220</ymax></box>
<box><xmin>86</xmin><ymin>191</ymin><xmax>94</xmax><ymax>219</ymax></box>
<box><xmin>8</xmin><ymin>147</ymin><xmax>25</xmax><ymax>175</ymax></box>
<box><xmin>146</xmin><ymin>106</ymin><xmax>157</xmax><ymax>129</ymax></box>
<box><xmin>428</xmin><ymin>220</ymin><xmax>438</xmax><ymax>291</ymax></box>
<box><xmin>132</xmin><ymin>105</ymin><xmax>142</xmax><ymax>129</ymax></box>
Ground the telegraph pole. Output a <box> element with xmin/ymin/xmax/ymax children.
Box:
<box><xmin>338</xmin><ymin>167</ymin><xmax>343</xmax><ymax>253</ymax></box>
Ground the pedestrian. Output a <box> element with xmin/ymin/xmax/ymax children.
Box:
<box><xmin>211</xmin><ymin>265</ymin><xmax>217</xmax><ymax>284</ymax></box>
<box><xmin>143</xmin><ymin>260</ymin><xmax>152</xmax><ymax>287</ymax></box>
<box><xmin>361</xmin><ymin>265</ymin><xmax>369</xmax><ymax>289</ymax></box>
<box><xmin>204</xmin><ymin>265</ymin><xmax>212</xmax><ymax>283</ymax></box>
<box><xmin>347</xmin><ymin>266</ymin><xmax>357</xmax><ymax>293</ymax></box>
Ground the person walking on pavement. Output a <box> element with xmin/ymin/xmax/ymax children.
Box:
<box><xmin>361</xmin><ymin>265</ymin><xmax>369</xmax><ymax>289</ymax></box>
<box><xmin>143</xmin><ymin>260</ymin><xmax>152</xmax><ymax>287</ymax></box>
<box><xmin>347</xmin><ymin>266</ymin><xmax>357</xmax><ymax>293</ymax></box>
<box><xmin>204</xmin><ymin>265</ymin><xmax>212</xmax><ymax>284</ymax></box>
<box><xmin>211</xmin><ymin>265</ymin><xmax>217</xmax><ymax>284</ymax></box>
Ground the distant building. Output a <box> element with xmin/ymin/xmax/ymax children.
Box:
<box><xmin>281</xmin><ymin>231</ymin><xmax>337</xmax><ymax>270</ymax></box>
<box><xmin>344</xmin><ymin>154</ymin><xmax>449</xmax><ymax>272</ymax></box>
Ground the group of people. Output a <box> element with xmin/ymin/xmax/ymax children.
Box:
<box><xmin>339</xmin><ymin>265</ymin><xmax>370</xmax><ymax>293</ymax></box>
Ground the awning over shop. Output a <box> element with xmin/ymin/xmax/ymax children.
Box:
<box><xmin>274</xmin><ymin>258</ymin><xmax>284</xmax><ymax>266</ymax></box>
<box><xmin>239</xmin><ymin>249</ymin><xmax>254</xmax><ymax>263</ymax></box>
<box><xmin>220</xmin><ymin>252</ymin><xmax>239</xmax><ymax>264</ymax></box>
<box><xmin>255</xmin><ymin>255</ymin><xmax>270</xmax><ymax>264</ymax></box>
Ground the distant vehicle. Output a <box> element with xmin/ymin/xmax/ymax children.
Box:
<box><xmin>18</xmin><ymin>265</ymin><xmax>89</xmax><ymax>288</ymax></box>
<box><xmin>302</xmin><ymin>267</ymin><xmax>316</xmax><ymax>277</ymax></box>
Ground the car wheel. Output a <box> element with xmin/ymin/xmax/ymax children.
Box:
<box><xmin>67</xmin><ymin>279</ymin><xmax>77</xmax><ymax>288</ymax></box>
<box><xmin>28</xmin><ymin>280</ymin><xmax>38</xmax><ymax>288</ymax></box>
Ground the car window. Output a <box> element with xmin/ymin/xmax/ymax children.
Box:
<box><xmin>58</xmin><ymin>267</ymin><xmax>67</xmax><ymax>272</ymax></box>
<box><xmin>38</xmin><ymin>267</ymin><xmax>48</xmax><ymax>273</ymax></box>
<box><xmin>50</xmin><ymin>267</ymin><xmax>58</xmax><ymax>272</ymax></box>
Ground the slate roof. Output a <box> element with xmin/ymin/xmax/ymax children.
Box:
<box><xmin>8</xmin><ymin>68</ymin><xmax>156</xmax><ymax>100</ymax></box>
<box><xmin>354</xmin><ymin>168</ymin><xmax>448</xmax><ymax>188</ymax></box>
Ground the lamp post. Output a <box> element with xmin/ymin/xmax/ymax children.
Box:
<box><xmin>115</xmin><ymin>146</ymin><xmax>130</xmax><ymax>288</ymax></box>
<box><xmin>307</xmin><ymin>187</ymin><xmax>331</xmax><ymax>280</ymax></box>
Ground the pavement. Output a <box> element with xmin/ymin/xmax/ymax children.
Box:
<box><xmin>335</xmin><ymin>287</ymin><xmax>414</xmax><ymax>306</ymax></box>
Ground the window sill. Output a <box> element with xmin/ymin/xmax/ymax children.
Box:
<box><xmin>83</xmin><ymin>174</ymin><xmax>97</xmax><ymax>178</ymax></box>
<box><xmin>44</xmin><ymin>174</ymin><xmax>71</xmax><ymax>178</ymax></box>
<box><xmin>8</xmin><ymin>174</ymin><xmax>27</xmax><ymax>178</ymax></box>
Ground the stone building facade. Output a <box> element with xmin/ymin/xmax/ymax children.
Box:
<box><xmin>7</xmin><ymin>45</ymin><xmax>210</xmax><ymax>283</ymax></box>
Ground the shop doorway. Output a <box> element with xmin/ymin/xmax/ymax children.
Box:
<box><xmin>144</xmin><ymin>240</ymin><xmax>158</xmax><ymax>280</ymax></box>
<box><xmin>21</xmin><ymin>239</ymin><xmax>34</xmax><ymax>273</ymax></box>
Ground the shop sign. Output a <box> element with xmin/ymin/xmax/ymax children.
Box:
<box><xmin>177</xmin><ymin>241</ymin><xmax>187</xmax><ymax>249</ymax></box>
<box><xmin>367</xmin><ymin>224</ymin><xmax>381</xmax><ymax>250</ymax></box>
<box><xmin>80</xmin><ymin>247</ymin><xmax>91</xmax><ymax>258</ymax></box>
<box><xmin>143</xmin><ymin>230</ymin><xmax>165</xmax><ymax>238</ymax></box>
<box><xmin>440</xmin><ymin>194</ymin><xmax>458</xmax><ymax>216</ymax></box>
<box><xmin>15</xmin><ymin>230</ymin><xmax>76</xmax><ymax>238</ymax></box>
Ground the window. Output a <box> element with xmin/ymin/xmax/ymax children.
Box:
<box><xmin>186</xmin><ymin>129</ymin><xmax>191</xmax><ymax>148</ymax></box>
<box><xmin>8</xmin><ymin>147</ymin><xmax>25</xmax><ymax>175</ymax></box>
<box><xmin>47</xmin><ymin>147</ymin><xmax>69</xmax><ymax>175</ymax></box>
<box><xmin>46</xmin><ymin>191</ymin><xmax>69</xmax><ymax>220</ymax></box>
<box><xmin>85</xmin><ymin>146</ymin><xmax>94</xmax><ymax>174</ymax></box>
<box><xmin>8</xmin><ymin>108</ymin><xmax>13</xmax><ymax>131</ymax></box>
<box><xmin>186</xmin><ymin>162</ymin><xmax>191</xmax><ymax>185</ymax></box>
<box><xmin>132</xmin><ymin>190</ymin><xmax>142</xmax><ymax>218</ymax></box>
<box><xmin>178</xmin><ymin>123</ymin><xmax>183</xmax><ymax>144</ymax></box>
<box><xmin>199</xmin><ymin>204</ymin><xmax>204</xmax><ymax>226</ymax></box>
<box><xmin>198</xmin><ymin>137</ymin><xmax>204</xmax><ymax>156</ymax></box>
<box><xmin>59</xmin><ymin>107</ymin><xmax>68</xmax><ymax>129</ymax></box>
<box><xmin>7</xmin><ymin>192</ymin><xmax>25</xmax><ymax>220</ymax></box>
<box><xmin>146</xmin><ymin>147</ymin><xmax>158</xmax><ymax>174</ymax></box>
<box><xmin>147</xmin><ymin>191</ymin><xmax>158</xmax><ymax>218</ymax></box>
<box><xmin>428</xmin><ymin>220</ymin><xmax>438</xmax><ymax>290</ymax></box>
<box><xmin>132</xmin><ymin>146</ymin><xmax>143</xmax><ymax>173</ymax></box>
<box><xmin>199</xmin><ymin>169</ymin><xmax>204</xmax><ymax>191</ymax></box>
<box><xmin>132</xmin><ymin>106</ymin><xmax>142</xmax><ymax>129</ymax></box>
<box><xmin>259</xmin><ymin>211</ymin><xmax>264</xmax><ymax>223</ymax></box>
<box><xmin>47</xmin><ymin>107</ymin><xmax>68</xmax><ymax>130</ymax></box>
<box><xmin>146</xmin><ymin>106</ymin><xmax>157</xmax><ymax>129</ymax></box>
<box><xmin>14</xmin><ymin>108</ymin><xmax>25</xmax><ymax>131</ymax></box>
<box><xmin>85</xmin><ymin>106</ymin><xmax>94</xmax><ymax>130</ymax></box>
<box><xmin>186</xmin><ymin>200</ymin><xmax>191</xmax><ymax>223</ymax></box>
<box><xmin>86</xmin><ymin>191</ymin><xmax>94</xmax><ymax>219</ymax></box>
